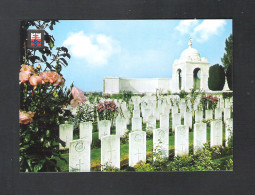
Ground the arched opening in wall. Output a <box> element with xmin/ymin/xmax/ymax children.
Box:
<box><xmin>193</xmin><ymin>68</ymin><xmax>201</xmax><ymax>90</ymax></box>
<box><xmin>177</xmin><ymin>69</ymin><xmax>182</xmax><ymax>90</ymax></box>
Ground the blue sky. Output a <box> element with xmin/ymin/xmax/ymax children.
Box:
<box><xmin>50</xmin><ymin>19</ymin><xmax>232</xmax><ymax>92</ymax></box>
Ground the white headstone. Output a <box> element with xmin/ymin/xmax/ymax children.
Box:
<box><xmin>175</xmin><ymin>125</ymin><xmax>189</xmax><ymax>156</ymax></box>
<box><xmin>59</xmin><ymin>124</ymin><xmax>73</xmax><ymax>150</ymax></box>
<box><xmin>129</xmin><ymin>131</ymin><xmax>146</xmax><ymax>167</ymax></box>
<box><xmin>220</xmin><ymin>98</ymin><xmax>225</xmax><ymax>109</ymax></box>
<box><xmin>195</xmin><ymin>110</ymin><xmax>203</xmax><ymax>123</ymax></box>
<box><xmin>79</xmin><ymin>121</ymin><xmax>93</xmax><ymax>143</ymax></box>
<box><xmin>160</xmin><ymin>114</ymin><xmax>169</xmax><ymax>131</ymax></box>
<box><xmin>132</xmin><ymin>117</ymin><xmax>142</xmax><ymax>131</ymax></box>
<box><xmin>133</xmin><ymin>103</ymin><xmax>140</xmax><ymax>111</ymax></box>
<box><xmin>224</xmin><ymin>108</ymin><xmax>231</xmax><ymax>123</ymax></box>
<box><xmin>171</xmin><ymin>106</ymin><xmax>178</xmax><ymax>118</ymax></box>
<box><xmin>69</xmin><ymin>139</ymin><xmax>90</xmax><ymax>172</ymax></box>
<box><xmin>123</xmin><ymin>110</ymin><xmax>130</xmax><ymax>125</ymax></box>
<box><xmin>225</xmin><ymin>98</ymin><xmax>230</xmax><ymax>108</ymax></box>
<box><xmin>143</xmin><ymin>108</ymin><xmax>151</xmax><ymax>123</ymax></box>
<box><xmin>210</xmin><ymin>120</ymin><xmax>223</xmax><ymax>147</ymax></box>
<box><xmin>205</xmin><ymin>110</ymin><xmax>213</xmax><ymax>120</ymax></box>
<box><xmin>184</xmin><ymin>111</ymin><xmax>193</xmax><ymax>129</ymax></box>
<box><xmin>133</xmin><ymin>109</ymin><xmax>140</xmax><ymax>118</ymax></box>
<box><xmin>215</xmin><ymin>108</ymin><xmax>222</xmax><ymax>120</ymax></box>
<box><xmin>225</xmin><ymin>118</ymin><xmax>233</xmax><ymax>147</ymax></box>
<box><xmin>116</xmin><ymin>117</ymin><xmax>127</xmax><ymax>137</ymax></box>
<box><xmin>179</xmin><ymin>101</ymin><xmax>186</xmax><ymax>118</ymax></box>
<box><xmin>172</xmin><ymin>113</ymin><xmax>181</xmax><ymax>132</ymax></box>
<box><xmin>146</xmin><ymin>115</ymin><xmax>156</xmax><ymax>132</ymax></box>
<box><xmin>98</xmin><ymin>120</ymin><xmax>111</xmax><ymax>140</ymax></box>
<box><xmin>194</xmin><ymin>122</ymin><xmax>207</xmax><ymax>153</ymax></box>
<box><xmin>101</xmin><ymin>135</ymin><xmax>120</xmax><ymax>170</ymax></box>
<box><xmin>153</xmin><ymin>128</ymin><xmax>169</xmax><ymax>160</ymax></box>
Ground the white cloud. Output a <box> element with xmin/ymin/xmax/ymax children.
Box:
<box><xmin>175</xmin><ymin>19</ymin><xmax>227</xmax><ymax>42</ymax></box>
<box><xmin>193</xmin><ymin>20</ymin><xmax>227</xmax><ymax>42</ymax></box>
<box><xmin>63</xmin><ymin>31</ymin><xmax>121</xmax><ymax>66</ymax></box>
<box><xmin>175</xmin><ymin>20</ymin><xmax>198</xmax><ymax>34</ymax></box>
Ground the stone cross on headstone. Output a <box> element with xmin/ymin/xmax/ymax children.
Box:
<box><xmin>153</xmin><ymin>128</ymin><xmax>169</xmax><ymax>160</ymax></box>
<box><xmin>101</xmin><ymin>135</ymin><xmax>120</xmax><ymax>170</ymax></box>
<box><xmin>98</xmin><ymin>120</ymin><xmax>111</xmax><ymax>140</ymax></box>
<box><xmin>194</xmin><ymin>122</ymin><xmax>207</xmax><ymax>154</ymax></box>
<box><xmin>210</xmin><ymin>120</ymin><xmax>223</xmax><ymax>147</ymax></box>
<box><xmin>129</xmin><ymin>131</ymin><xmax>146</xmax><ymax>167</ymax></box>
<box><xmin>69</xmin><ymin>139</ymin><xmax>90</xmax><ymax>172</ymax></box>
<box><xmin>175</xmin><ymin>125</ymin><xmax>189</xmax><ymax>156</ymax></box>
<box><xmin>135</xmin><ymin>149</ymin><xmax>143</xmax><ymax>162</ymax></box>
<box><xmin>75</xmin><ymin>159</ymin><xmax>84</xmax><ymax>172</ymax></box>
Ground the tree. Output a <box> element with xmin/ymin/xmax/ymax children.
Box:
<box><xmin>19</xmin><ymin>20</ymin><xmax>73</xmax><ymax>172</ymax></box>
<box><xmin>221</xmin><ymin>34</ymin><xmax>233</xmax><ymax>72</ymax></box>
<box><xmin>226</xmin><ymin>64</ymin><xmax>232</xmax><ymax>90</ymax></box>
<box><xmin>221</xmin><ymin>34</ymin><xmax>233</xmax><ymax>90</ymax></box>
<box><xmin>208</xmin><ymin>64</ymin><xmax>225</xmax><ymax>91</ymax></box>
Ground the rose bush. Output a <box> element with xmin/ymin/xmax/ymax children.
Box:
<box><xmin>20</xmin><ymin>20</ymin><xmax>72</xmax><ymax>172</ymax></box>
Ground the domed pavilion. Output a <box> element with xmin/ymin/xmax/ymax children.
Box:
<box><xmin>103</xmin><ymin>38</ymin><xmax>216</xmax><ymax>94</ymax></box>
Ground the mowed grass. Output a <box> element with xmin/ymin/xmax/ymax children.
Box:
<box><xmin>57</xmin><ymin>117</ymin><xmax>228</xmax><ymax>172</ymax></box>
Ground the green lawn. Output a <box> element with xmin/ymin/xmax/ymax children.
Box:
<box><xmin>57</xmin><ymin>118</ymin><xmax>229</xmax><ymax>172</ymax></box>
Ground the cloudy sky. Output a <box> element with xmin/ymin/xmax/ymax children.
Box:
<box><xmin>51</xmin><ymin>19</ymin><xmax>232</xmax><ymax>92</ymax></box>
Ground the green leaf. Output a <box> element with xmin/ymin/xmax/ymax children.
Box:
<box><xmin>34</xmin><ymin>163</ymin><xmax>43</xmax><ymax>172</ymax></box>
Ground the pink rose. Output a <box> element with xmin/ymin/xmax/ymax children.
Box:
<box><xmin>53</xmin><ymin>75</ymin><xmax>65</xmax><ymax>87</ymax></box>
<box><xmin>39</xmin><ymin>71</ymin><xmax>60</xmax><ymax>84</ymax></box>
<box><xmin>19</xmin><ymin>71</ymin><xmax>31</xmax><ymax>83</ymax></box>
<box><xmin>70</xmin><ymin>86</ymin><xmax>86</xmax><ymax>107</ymax></box>
<box><xmin>20</xmin><ymin>65</ymin><xmax>34</xmax><ymax>75</ymax></box>
<box><xmin>19</xmin><ymin>110</ymin><xmax>36</xmax><ymax>125</ymax></box>
<box><xmin>29</xmin><ymin>75</ymin><xmax>43</xmax><ymax>88</ymax></box>
<box><xmin>19</xmin><ymin>64</ymin><xmax>34</xmax><ymax>83</ymax></box>
<box><xmin>70</xmin><ymin>99</ymin><xmax>79</xmax><ymax>108</ymax></box>
<box><xmin>71</xmin><ymin>87</ymin><xmax>86</xmax><ymax>103</ymax></box>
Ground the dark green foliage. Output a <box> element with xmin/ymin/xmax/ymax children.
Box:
<box><xmin>133</xmin><ymin>144</ymin><xmax>223</xmax><ymax>172</ymax></box>
<box><xmin>179</xmin><ymin>90</ymin><xmax>188</xmax><ymax>98</ymax></box>
<box><xmin>222</xmin><ymin>92</ymin><xmax>233</xmax><ymax>99</ymax></box>
<box><xmin>208</xmin><ymin>64</ymin><xmax>225</xmax><ymax>91</ymax></box>
<box><xmin>221</xmin><ymin>34</ymin><xmax>233</xmax><ymax>72</ymax></box>
<box><xmin>226</xmin><ymin>64</ymin><xmax>233</xmax><ymax>90</ymax></box>
<box><xmin>221</xmin><ymin>34</ymin><xmax>233</xmax><ymax>91</ymax></box>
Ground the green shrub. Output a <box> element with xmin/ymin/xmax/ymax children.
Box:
<box><xmin>222</xmin><ymin>92</ymin><xmax>233</xmax><ymax>99</ymax></box>
<box><xmin>208</xmin><ymin>64</ymin><xmax>225</xmax><ymax>91</ymax></box>
<box><xmin>133</xmin><ymin>161</ymin><xmax>155</xmax><ymax>172</ymax></box>
<box><xmin>179</xmin><ymin>90</ymin><xmax>188</xmax><ymax>98</ymax></box>
<box><xmin>225</xmin><ymin>158</ymin><xmax>233</xmax><ymax>171</ymax></box>
<box><xmin>120</xmin><ymin>130</ymin><xmax>131</xmax><ymax>144</ymax></box>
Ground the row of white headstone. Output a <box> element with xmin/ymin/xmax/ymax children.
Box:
<box><xmin>60</xmin><ymin>105</ymin><xmax>232</xmax><ymax>150</ymax></box>
<box><xmin>63</xmin><ymin>95</ymin><xmax>233</xmax><ymax>171</ymax></box>
<box><xmin>60</xmin><ymin>117</ymin><xmax>233</xmax><ymax>172</ymax></box>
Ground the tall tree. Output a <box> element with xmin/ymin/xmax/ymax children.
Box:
<box><xmin>221</xmin><ymin>34</ymin><xmax>233</xmax><ymax>72</ymax></box>
<box><xmin>208</xmin><ymin>64</ymin><xmax>225</xmax><ymax>91</ymax></box>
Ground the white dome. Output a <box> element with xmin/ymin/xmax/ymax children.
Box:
<box><xmin>180</xmin><ymin>47</ymin><xmax>201</xmax><ymax>62</ymax></box>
